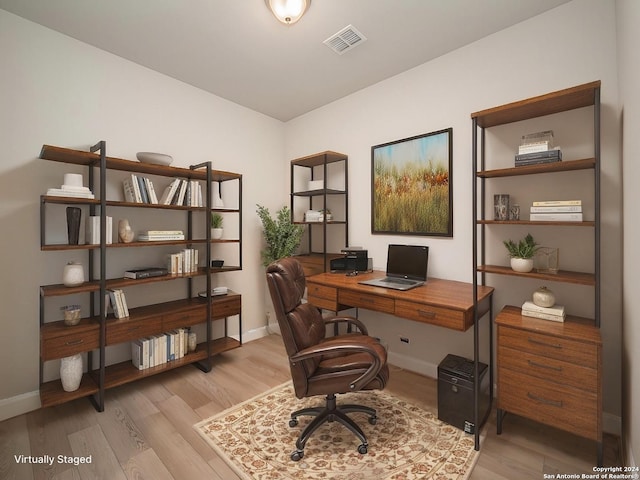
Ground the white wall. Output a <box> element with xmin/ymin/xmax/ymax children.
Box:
<box><xmin>616</xmin><ymin>0</ymin><xmax>639</xmax><ymax>467</ymax></box>
<box><xmin>286</xmin><ymin>0</ymin><xmax>622</xmax><ymax>427</ymax></box>
<box><xmin>0</xmin><ymin>9</ymin><xmax>286</xmax><ymax>419</ymax></box>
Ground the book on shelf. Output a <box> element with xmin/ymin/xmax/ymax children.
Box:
<box><xmin>168</xmin><ymin>248</ymin><xmax>199</xmax><ymax>274</ymax></box>
<box><xmin>518</xmin><ymin>141</ymin><xmax>554</xmax><ymax>155</ymax></box>
<box><xmin>532</xmin><ymin>200</ymin><xmax>581</xmax><ymax>207</ymax></box>
<box><xmin>86</xmin><ymin>216</ymin><xmax>113</xmax><ymax>244</ymax></box>
<box><xmin>108</xmin><ymin>289</ymin><xmax>129</xmax><ymax>318</ymax></box>
<box><xmin>45</xmin><ymin>188</ymin><xmax>95</xmax><ymax>199</ymax></box>
<box><xmin>143</xmin><ymin>230</ymin><xmax>184</xmax><ymax>235</ymax></box>
<box><xmin>123</xmin><ymin>267</ymin><xmax>169</xmax><ymax>279</ymax></box>
<box><xmin>530</xmin><ymin>205</ymin><xmax>582</xmax><ymax>213</ymax></box>
<box><xmin>529</xmin><ymin>212</ymin><xmax>583</xmax><ymax>222</ymax></box>
<box><xmin>515</xmin><ymin>148</ymin><xmax>562</xmax><ymax>164</ymax></box>
<box><xmin>521</xmin><ymin>303</ymin><xmax>566</xmax><ymax>323</ymax></box>
<box><xmin>138</xmin><ymin>232</ymin><xmax>185</xmax><ymax>241</ymax></box>
<box><xmin>159</xmin><ymin>178</ymin><xmax>182</xmax><ymax>205</ymax></box>
<box><xmin>521</xmin><ymin>130</ymin><xmax>554</xmax><ymax>146</ymax></box>
<box><xmin>522</xmin><ymin>301</ymin><xmax>565</xmax><ymax>316</ymax></box>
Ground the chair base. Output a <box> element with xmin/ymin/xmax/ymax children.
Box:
<box><xmin>288</xmin><ymin>393</ymin><xmax>377</xmax><ymax>461</ymax></box>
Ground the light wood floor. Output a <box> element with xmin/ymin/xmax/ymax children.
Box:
<box><xmin>0</xmin><ymin>335</ymin><xmax>621</xmax><ymax>479</ymax></box>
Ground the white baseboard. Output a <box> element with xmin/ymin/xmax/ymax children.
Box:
<box><xmin>241</xmin><ymin>325</ymin><xmax>272</xmax><ymax>343</ymax></box>
<box><xmin>0</xmin><ymin>390</ymin><xmax>40</xmax><ymax>422</ymax></box>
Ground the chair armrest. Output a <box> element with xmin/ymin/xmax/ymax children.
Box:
<box><xmin>291</xmin><ymin>337</ymin><xmax>385</xmax><ymax>391</ymax></box>
<box><xmin>323</xmin><ymin>315</ymin><xmax>369</xmax><ymax>335</ymax></box>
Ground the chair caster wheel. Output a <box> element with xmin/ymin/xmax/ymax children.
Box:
<box><xmin>289</xmin><ymin>418</ymin><xmax>298</xmax><ymax>427</ymax></box>
<box><xmin>368</xmin><ymin>416</ymin><xmax>377</xmax><ymax>425</ymax></box>
<box><xmin>291</xmin><ymin>450</ymin><xmax>304</xmax><ymax>461</ymax></box>
<box><xmin>358</xmin><ymin>444</ymin><xmax>368</xmax><ymax>455</ymax></box>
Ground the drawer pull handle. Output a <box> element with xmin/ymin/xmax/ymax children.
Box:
<box><xmin>65</xmin><ymin>339</ymin><xmax>84</xmax><ymax>346</ymax></box>
<box><xmin>527</xmin><ymin>337</ymin><xmax>562</xmax><ymax>349</ymax></box>
<box><xmin>527</xmin><ymin>392</ymin><xmax>563</xmax><ymax>407</ymax></box>
<box><xmin>417</xmin><ymin>310</ymin><xmax>436</xmax><ymax>318</ymax></box>
<box><xmin>527</xmin><ymin>360</ymin><xmax>563</xmax><ymax>372</ymax></box>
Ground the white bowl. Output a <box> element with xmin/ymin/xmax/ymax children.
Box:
<box><xmin>136</xmin><ymin>152</ymin><xmax>173</xmax><ymax>166</ymax></box>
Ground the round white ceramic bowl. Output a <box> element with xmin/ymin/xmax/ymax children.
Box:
<box><xmin>136</xmin><ymin>152</ymin><xmax>173</xmax><ymax>166</ymax></box>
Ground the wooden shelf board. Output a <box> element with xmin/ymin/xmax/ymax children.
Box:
<box><xmin>477</xmin><ymin>265</ymin><xmax>595</xmax><ymax>286</ymax></box>
<box><xmin>291</xmin><ymin>151</ymin><xmax>348</xmax><ymax>167</ymax></box>
<box><xmin>40</xmin><ymin>374</ymin><xmax>99</xmax><ymax>408</ymax></box>
<box><xmin>471</xmin><ymin>81</ymin><xmax>600</xmax><ymax>128</ymax></box>
<box><xmin>477</xmin><ymin>158</ymin><xmax>596</xmax><ymax>178</ymax></box>
<box><xmin>40</xmin><ymin>145</ymin><xmax>242</xmax><ymax>182</ymax></box>
<box><xmin>102</xmin><ymin>337</ymin><xmax>240</xmax><ymax>389</ymax></box>
<box><xmin>292</xmin><ymin>189</ymin><xmax>346</xmax><ymax>196</ymax></box>
<box><xmin>477</xmin><ymin>220</ymin><xmax>595</xmax><ymax>227</ymax></box>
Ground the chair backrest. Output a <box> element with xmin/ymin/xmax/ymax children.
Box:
<box><xmin>266</xmin><ymin>257</ymin><xmax>326</xmax><ymax>397</ymax></box>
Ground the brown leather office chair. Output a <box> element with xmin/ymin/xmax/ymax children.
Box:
<box><xmin>266</xmin><ymin>257</ymin><xmax>389</xmax><ymax>461</ymax></box>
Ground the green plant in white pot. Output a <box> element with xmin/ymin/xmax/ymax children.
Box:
<box><xmin>211</xmin><ymin>212</ymin><xmax>223</xmax><ymax>239</ymax></box>
<box><xmin>256</xmin><ymin>204</ymin><xmax>304</xmax><ymax>266</ymax></box>
<box><xmin>503</xmin><ymin>233</ymin><xmax>539</xmax><ymax>273</ymax></box>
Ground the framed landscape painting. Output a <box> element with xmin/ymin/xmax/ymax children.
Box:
<box><xmin>371</xmin><ymin>128</ymin><xmax>453</xmax><ymax>236</ymax></box>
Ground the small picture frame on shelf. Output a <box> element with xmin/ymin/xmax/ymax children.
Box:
<box><xmin>494</xmin><ymin>194</ymin><xmax>509</xmax><ymax>221</ymax></box>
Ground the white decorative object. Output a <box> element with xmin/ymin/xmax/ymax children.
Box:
<box><xmin>510</xmin><ymin>257</ymin><xmax>534</xmax><ymax>273</ymax></box>
<box><xmin>63</xmin><ymin>173</ymin><xmax>84</xmax><ymax>188</ymax></box>
<box><xmin>187</xmin><ymin>332</ymin><xmax>197</xmax><ymax>353</ymax></box>
<box><xmin>213</xmin><ymin>182</ymin><xmax>224</xmax><ymax>208</ymax></box>
<box><xmin>532</xmin><ymin>286</ymin><xmax>556</xmax><ymax>307</ymax></box>
<box><xmin>211</xmin><ymin>228</ymin><xmax>223</xmax><ymax>240</ymax></box>
<box><xmin>60</xmin><ymin>354</ymin><xmax>83</xmax><ymax>392</ymax></box>
<box><xmin>118</xmin><ymin>218</ymin><xmax>135</xmax><ymax>243</ymax></box>
<box><xmin>308</xmin><ymin>180</ymin><xmax>323</xmax><ymax>190</ymax></box>
<box><xmin>62</xmin><ymin>262</ymin><xmax>84</xmax><ymax>287</ymax></box>
<box><xmin>136</xmin><ymin>152</ymin><xmax>173</xmax><ymax>166</ymax></box>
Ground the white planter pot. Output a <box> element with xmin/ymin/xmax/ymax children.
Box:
<box><xmin>60</xmin><ymin>354</ymin><xmax>83</xmax><ymax>392</ymax></box>
<box><xmin>211</xmin><ymin>228</ymin><xmax>223</xmax><ymax>240</ymax></box>
<box><xmin>510</xmin><ymin>257</ymin><xmax>534</xmax><ymax>273</ymax></box>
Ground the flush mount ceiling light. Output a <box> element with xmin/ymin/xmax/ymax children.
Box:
<box><xmin>265</xmin><ymin>0</ymin><xmax>311</xmax><ymax>25</ymax></box>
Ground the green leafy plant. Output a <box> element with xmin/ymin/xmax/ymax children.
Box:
<box><xmin>210</xmin><ymin>212</ymin><xmax>223</xmax><ymax>228</ymax></box>
<box><xmin>503</xmin><ymin>233</ymin><xmax>539</xmax><ymax>259</ymax></box>
<box><xmin>256</xmin><ymin>204</ymin><xmax>304</xmax><ymax>267</ymax></box>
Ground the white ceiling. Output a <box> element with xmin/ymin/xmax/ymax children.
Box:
<box><xmin>1</xmin><ymin>0</ymin><xmax>573</xmax><ymax>121</ymax></box>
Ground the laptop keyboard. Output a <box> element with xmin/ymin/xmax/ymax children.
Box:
<box><xmin>380</xmin><ymin>278</ymin><xmax>414</xmax><ymax>285</ymax></box>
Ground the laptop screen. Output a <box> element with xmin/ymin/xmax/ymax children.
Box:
<box><xmin>386</xmin><ymin>244</ymin><xmax>429</xmax><ymax>281</ymax></box>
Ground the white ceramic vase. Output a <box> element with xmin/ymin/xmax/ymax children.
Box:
<box><xmin>62</xmin><ymin>262</ymin><xmax>85</xmax><ymax>287</ymax></box>
<box><xmin>211</xmin><ymin>228</ymin><xmax>223</xmax><ymax>240</ymax></box>
<box><xmin>510</xmin><ymin>257</ymin><xmax>534</xmax><ymax>273</ymax></box>
<box><xmin>533</xmin><ymin>286</ymin><xmax>556</xmax><ymax>307</ymax></box>
<box><xmin>60</xmin><ymin>354</ymin><xmax>83</xmax><ymax>392</ymax></box>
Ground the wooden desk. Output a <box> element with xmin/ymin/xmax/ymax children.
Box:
<box><xmin>307</xmin><ymin>271</ymin><xmax>494</xmax><ymax>331</ymax></box>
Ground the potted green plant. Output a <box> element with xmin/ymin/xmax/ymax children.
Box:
<box><xmin>256</xmin><ymin>204</ymin><xmax>304</xmax><ymax>266</ymax></box>
<box><xmin>503</xmin><ymin>233</ymin><xmax>539</xmax><ymax>272</ymax></box>
<box><xmin>211</xmin><ymin>212</ymin><xmax>223</xmax><ymax>239</ymax></box>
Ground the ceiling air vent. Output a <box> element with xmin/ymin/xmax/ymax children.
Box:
<box><xmin>323</xmin><ymin>24</ymin><xmax>367</xmax><ymax>55</ymax></box>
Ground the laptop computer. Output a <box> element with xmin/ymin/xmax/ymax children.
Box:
<box><xmin>358</xmin><ymin>244</ymin><xmax>429</xmax><ymax>291</ymax></box>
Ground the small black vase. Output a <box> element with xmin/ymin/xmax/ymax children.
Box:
<box><xmin>66</xmin><ymin>207</ymin><xmax>81</xmax><ymax>245</ymax></box>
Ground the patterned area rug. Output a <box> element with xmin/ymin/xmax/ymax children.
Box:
<box><xmin>194</xmin><ymin>382</ymin><xmax>480</xmax><ymax>480</ymax></box>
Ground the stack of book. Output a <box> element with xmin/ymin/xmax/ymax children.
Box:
<box><xmin>131</xmin><ymin>327</ymin><xmax>189</xmax><ymax>370</ymax></box>
<box><xmin>108</xmin><ymin>289</ymin><xmax>129</xmax><ymax>319</ymax></box>
<box><xmin>122</xmin><ymin>173</ymin><xmax>159</xmax><ymax>204</ymax></box>
<box><xmin>157</xmin><ymin>178</ymin><xmax>204</xmax><ymax>207</ymax></box>
<box><xmin>521</xmin><ymin>300</ymin><xmax>566</xmax><ymax>322</ymax></box>
<box><xmin>515</xmin><ymin>130</ymin><xmax>562</xmax><ymax>167</ymax></box>
<box><xmin>86</xmin><ymin>216</ymin><xmax>113</xmax><ymax>244</ymax></box>
<box><xmin>168</xmin><ymin>248</ymin><xmax>199</xmax><ymax>274</ymax></box>
<box><xmin>138</xmin><ymin>230</ymin><xmax>185</xmax><ymax>241</ymax></box>
<box><xmin>46</xmin><ymin>184</ymin><xmax>95</xmax><ymax>199</ymax></box>
<box><xmin>529</xmin><ymin>200</ymin><xmax>583</xmax><ymax>222</ymax></box>
<box><xmin>123</xmin><ymin>266</ymin><xmax>169</xmax><ymax>279</ymax></box>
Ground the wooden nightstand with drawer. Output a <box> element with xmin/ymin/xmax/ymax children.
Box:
<box><xmin>496</xmin><ymin>305</ymin><xmax>602</xmax><ymax>461</ymax></box>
